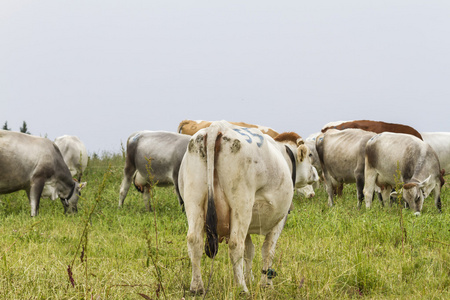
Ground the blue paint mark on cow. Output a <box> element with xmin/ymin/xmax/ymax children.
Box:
<box><xmin>132</xmin><ymin>133</ymin><xmax>141</xmax><ymax>142</ymax></box>
<box><xmin>233</xmin><ymin>128</ymin><xmax>264</xmax><ymax>148</ymax></box>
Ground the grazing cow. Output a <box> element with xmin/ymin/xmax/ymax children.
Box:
<box><xmin>54</xmin><ymin>135</ymin><xmax>88</xmax><ymax>181</ymax></box>
<box><xmin>0</xmin><ymin>130</ymin><xmax>86</xmax><ymax>216</ymax></box>
<box><xmin>316</xmin><ymin>129</ymin><xmax>376</xmax><ymax>206</ymax></box>
<box><xmin>422</xmin><ymin>132</ymin><xmax>450</xmax><ymax>175</ymax></box>
<box><xmin>118</xmin><ymin>131</ymin><xmax>190</xmax><ymax>211</ymax></box>
<box><xmin>178</xmin><ymin>121</ymin><xmax>317</xmax><ymax>293</ymax></box>
<box><xmin>363</xmin><ymin>132</ymin><xmax>443</xmax><ymax>215</ymax></box>
<box><xmin>322</xmin><ymin>120</ymin><xmax>423</xmax><ymax>140</ymax></box>
<box><xmin>177</xmin><ymin>119</ymin><xmax>280</xmax><ymax>138</ymax></box>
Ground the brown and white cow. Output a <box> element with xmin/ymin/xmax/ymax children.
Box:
<box><xmin>0</xmin><ymin>130</ymin><xmax>86</xmax><ymax>216</ymax></box>
<box><xmin>119</xmin><ymin>131</ymin><xmax>190</xmax><ymax>211</ymax></box>
<box><xmin>363</xmin><ymin>132</ymin><xmax>443</xmax><ymax>215</ymax></box>
<box><xmin>178</xmin><ymin>121</ymin><xmax>317</xmax><ymax>293</ymax></box>
<box><xmin>316</xmin><ymin>129</ymin><xmax>376</xmax><ymax>206</ymax></box>
<box><xmin>322</xmin><ymin>120</ymin><xmax>423</xmax><ymax>140</ymax></box>
<box><xmin>54</xmin><ymin>135</ymin><xmax>88</xmax><ymax>181</ymax></box>
<box><xmin>177</xmin><ymin>119</ymin><xmax>280</xmax><ymax>138</ymax></box>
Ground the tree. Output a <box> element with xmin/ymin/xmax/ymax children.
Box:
<box><xmin>20</xmin><ymin>121</ymin><xmax>30</xmax><ymax>134</ymax></box>
<box><xmin>2</xmin><ymin>121</ymin><xmax>11</xmax><ymax>130</ymax></box>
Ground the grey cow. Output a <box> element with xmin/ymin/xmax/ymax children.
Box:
<box><xmin>118</xmin><ymin>131</ymin><xmax>190</xmax><ymax>211</ymax></box>
<box><xmin>363</xmin><ymin>132</ymin><xmax>443</xmax><ymax>215</ymax></box>
<box><xmin>316</xmin><ymin>128</ymin><xmax>376</xmax><ymax>206</ymax></box>
<box><xmin>0</xmin><ymin>130</ymin><xmax>86</xmax><ymax>216</ymax></box>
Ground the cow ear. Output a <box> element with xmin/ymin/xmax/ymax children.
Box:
<box><xmin>297</xmin><ymin>144</ymin><xmax>308</xmax><ymax>162</ymax></box>
<box><xmin>79</xmin><ymin>182</ymin><xmax>87</xmax><ymax>190</ymax></box>
<box><xmin>418</xmin><ymin>175</ymin><xmax>432</xmax><ymax>188</ymax></box>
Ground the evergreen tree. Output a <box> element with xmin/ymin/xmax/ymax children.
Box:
<box><xmin>2</xmin><ymin>121</ymin><xmax>11</xmax><ymax>130</ymax></box>
<box><xmin>20</xmin><ymin>121</ymin><xmax>30</xmax><ymax>134</ymax></box>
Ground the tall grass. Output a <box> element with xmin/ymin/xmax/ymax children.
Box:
<box><xmin>0</xmin><ymin>153</ymin><xmax>449</xmax><ymax>299</ymax></box>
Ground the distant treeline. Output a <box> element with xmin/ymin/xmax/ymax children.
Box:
<box><xmin>2</xmin><ymin>121</ymin><xmax>30</xmax><ymax>134</ymax></box>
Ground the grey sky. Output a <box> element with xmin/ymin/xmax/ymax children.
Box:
<box><xmin>2</xmin><ymin>1</ymin><xmax>450</xmax><ymax>154</ymax></box>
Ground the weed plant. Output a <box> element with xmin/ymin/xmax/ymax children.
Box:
<box><xmin>1</xmin><ymin>153</ymin><xmax>449</xmax><ymax>299</ymax></box>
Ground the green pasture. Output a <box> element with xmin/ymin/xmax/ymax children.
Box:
<box><xmin>1</xmin><ymin>153</ymin><xmax>449</xmax><ymax>299</ymax></box>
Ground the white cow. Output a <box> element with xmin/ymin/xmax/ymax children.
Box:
<box><xmin>364</xmin><ymin>132</ymin><xmax>443</xmax><ymax>215</ymax></box>
<box><xmin>179</xmin><ymin>121</ymin><xmax>318</xmax><ymax>293</ymax></box>
<box><xmin>316</xmin><ymin>129</ymin><xmax>376</xmax><ymax>206</ymax></box>
<box><xmin>422</xmin><ymin>132</ymin><xmax>450</xmax><ymax>175</ymax></box>
<box><xmin>0</xmin><ymin>130</ymin><xmax>86</xmax><ymax>216</ymax></box>
<box><xmin>54</xmin><ymin>135</ymin><xmax>88</xmax><ymax>181</ymax></box>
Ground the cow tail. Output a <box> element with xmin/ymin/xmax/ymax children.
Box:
<box><xmin>204</xmin><ymin>128</ymin><xmax>221</xmax><ymax>258</ymax></box>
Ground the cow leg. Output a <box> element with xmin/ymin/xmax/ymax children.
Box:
<box><xmin>434</xmin><ymin>184</ymin><xmax>442</xmax><ymax>212</ymax></box>
<box><xmin>244</xmin><ymin>234</ymin><xmax>255</xmax><ymax>282</ymax></box>
<box><xmin>29</xmin><ymin>179</ymin><xmax>45</xmax><ymax>217</ymax></box>
<box><xmin>143</xmin><ymin>186</ymin><xmax>152</xmax><ymax>212</ymax></box>
<box><xmin>185</xmin><ymin>200</ymin><xmax>206</xmax><ymax>294</ymax></box>
<box><xmin>260</xmin><ymin>216</ymin><xmax>285</xmax><ymax>287</ymax></box>
<box><xmin>355</xmin><ymin>174</ymin><xmax>365</xmax><ymax>205</ymax></box>
<box><xmin>363</xmin><ymin>169</ymin><xmax>377</xmax><ymax>209</ymax></box>
<box><xmin>118</xmin><ymin>163</ymin><xmax>136</xmax><ymax>207</ymax></box>
<box><xmin>228</xmin><ymin>207</ymin><xmax>252</xmax><ymax>293</ymax></box>
<box><xmin>381</xmin><ymin>188</ymin><xmax>391</xmax><ymax>207</ymax></box>
<box><xmin>323</xmin><ymin>172</ymin><xmax>335</xmax><ymax>206</ymax></box>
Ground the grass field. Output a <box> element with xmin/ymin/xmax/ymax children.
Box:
<box><xmin>1</xmin><ymin>153</ymin><xmax>450</xmax><ymax>299</ymax></box>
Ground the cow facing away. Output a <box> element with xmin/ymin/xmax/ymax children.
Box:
<box><xmin>321</xmin><ymin>120</ymin><xmax>423</xmax><ymax>140</ymax></box>
<box><xmin>177</xmin><ymin>119</ymin><xmax>280</xmax><ymax>138</ymax></box>
<box><xmin>179</xmin><ymin>121</ymin><xmax>317</xmax><ymax>293</ymax></box>
<box><xmin>54</xmin><ymin>135</ymin><xmax>88</xmax><ymax>181</ymax></box>
<box><xmin>421</xmin><ymin>132</ymin><xmax>450</xmax><ymax>175</ymax></box>
<box><xmin>316</xmin><ymin>129</ymin><xmax>376</xmax><ymax>206</ymax></box>
<box><xmin>118</xmin><ymin>131</ymin><xmax>190</xmax><ymax>211</ymax></box>
<box><xmin>0</xmin><ymin>130</ymin><xmax>86</xmax><ymax>216</ymax></box>
<box><xmin>363</xmin><ymin>132</ymin><xmax>443</xmax><ymax>215</ymax></box>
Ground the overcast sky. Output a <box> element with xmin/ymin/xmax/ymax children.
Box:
<box><xmin>1</xmin><ymin>1</ymin><xmax>449</xmax><ymax>154</ymax></box>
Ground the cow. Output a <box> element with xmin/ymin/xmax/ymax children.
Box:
<box><xmin>177</xmin><ymin>119</ymin><xmax>280</xmax><ymax>138</ymax></box>
<box><xmin>0</xmin><ymin>130</ymin><xmax>86</xmax><ymax>216</ymax></box>
<box><xmin>178</xmin><ymin>121</ymin><xmax>318</xmax><ymax>294</ymax></box>
<box><xmin>316</xmin><ymin>129</ymin><xmax>376</xmax><ymax>206</ymax></box>
<box><xmin>54</xmin><ymin>135</ymin><xmax>88</xmax><ymax>181</ymax></box>
<box><xmin>118</xmin><ymin>131</ymin><xmax>190</xmax><ymax>211</ymax></box>
<box><xmin>363</xmin><ymin>132</ymin><xmax>443</xmax><ymax>215</ymax></box>
<box><xmin>421</xmin><ymin>132</ymin><xmax>450</xmax><ymax>175</ymax></box>
<box><xmin>321</xmin><ymin>120</ymin><xmax>423</xmax><ymax>140</ymax></box>
<box><xmin>297</xmin><ymin>184</ymin><xmax>315</xmax><ymax>198</ymax></box>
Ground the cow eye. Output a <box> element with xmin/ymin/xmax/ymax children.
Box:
<box><xmin>309</xmin><ymin>153</ymin><xmax>313</xmax><ymax>157</ymax></box>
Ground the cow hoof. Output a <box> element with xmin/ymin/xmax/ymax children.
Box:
<box><xmin>190</xmin><ymin>288</ymin><xmax>204</xmax><ymax>295</ymax></box>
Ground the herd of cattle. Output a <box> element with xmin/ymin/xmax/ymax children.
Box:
<box><xmin>0</xmin><ymin>119</ymin><xmax>448</xmax><ymax>293</ymax></box>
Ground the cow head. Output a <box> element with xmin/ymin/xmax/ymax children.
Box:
<box><xmin>390</xmin><ymin>176</ymin><xmax>431</xmax><ymax>215</ymax></box>
<box><xmin>294</xmin><ymin>140</ymin><xmax>319</xmax><ymax>189</ymax></box>
<box><xmin>60</xmin><ymin>181</ymin><xmax>87</xmax><ymax>214</ymax></box>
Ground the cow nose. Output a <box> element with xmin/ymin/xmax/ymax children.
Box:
<box><xmin>414</xmin><ymin>212</ymin><xmax>421</xmax><ymax>216</ymax></box>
